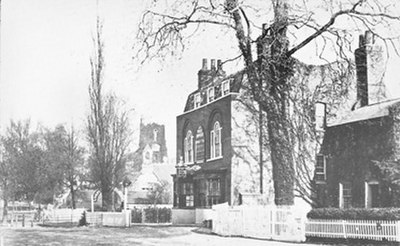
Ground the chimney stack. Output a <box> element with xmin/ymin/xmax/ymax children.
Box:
<box><xmin>354</xmin><ymin>30</ymin><xmax>386</xmax><ymax>109</ymax></box>
<box><xmin>355</xmin><ymin>33</ymin><xmax>368</xmax><ymax>107</ymax></box>
<box><xmin>198</xmin><ymin>58</ymin><xmax>226</xmax><ymax>89</ymax></box>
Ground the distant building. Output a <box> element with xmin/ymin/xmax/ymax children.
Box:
<box><xmin>128</xmin><ymin>121</ymin><xmax>174</xmax><ymax>205</ymax></box>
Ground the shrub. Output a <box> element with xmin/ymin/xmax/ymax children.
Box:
<box><xmin>142</xmin><ymin>207</ymin><xmax>172</xmax><ymax>223</ymax></box>
<box><xmin>144</xmin><ymin>207</ymin><xmax>158</xmax><ymax>223</ymax></box>
<box><xmin>78</xmin><ymin>211</ymin><xmax>88</xmax><ymax>226</ymax></box>
<box><xmin>158</xmin><ymin>207</ymin><xmax>171</xmax><ymax>223</ymax></box>
<box><xmin>307</xmin><ymin>208</ymin><xmax>400</xmax><ymax>220</ymax></box>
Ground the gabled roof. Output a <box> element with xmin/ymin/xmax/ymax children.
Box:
<box><xmin>153</xmin><ymin>164</ymin><xmax>175</xmax><ymax>182</ymax></box>
<box><xmin>329</xmin><ymin>98</ymin><xmax>400</xmax><ymax>127</ymax></box>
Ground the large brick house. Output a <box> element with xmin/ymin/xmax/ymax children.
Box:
<box><xmin>172</xmin><ymin>59</ymin><xmax>271</xmax><ymax>222</ymax></box>
<box><xmin>314</xmin><ymin>31</ymin><xmax>400</xmax><ymax>208</ymax></box>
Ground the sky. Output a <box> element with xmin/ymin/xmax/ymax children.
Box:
<box><xmin>1</xmin><ymin>0</ymin><xmax>400</xmax><ymax>161</ymax></box>
<box><xmin>0</xmin><ymin>0</ymin><xmax>239</xmax><ymax>159</ymax></box>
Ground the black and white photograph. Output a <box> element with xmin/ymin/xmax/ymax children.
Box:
<box><xmin>1</xmin><ymin>0</ymin><xmax>400</xmax><ymax>245</ymax></box>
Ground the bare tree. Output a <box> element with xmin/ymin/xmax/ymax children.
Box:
<box><xmin>136</xmin><ymin>0</ymin><xmax>400</xmax><ymax>205</ymax></box>
<box><xmin>147</xmin><ymin>180</ymin><xmax>171</xmax><ymax>206</ymax></box>
<box><xmin>87</xmin><ymin>18</ymin><xmax>133</xmax><ymax>211</ymax></box>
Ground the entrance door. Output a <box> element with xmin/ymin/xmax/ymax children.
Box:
<box><xmin>365</xmin><ymin>182</ymin><xmax>379</xmax><ymax>208</ymax></box>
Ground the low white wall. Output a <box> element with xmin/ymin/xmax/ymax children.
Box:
<box><xmin>86</xmin><ymin>211</ymin><xmax>130</xmax><ymax>227</ymax></box>
<box><xmin>102</xmin><ymin>212</ymin><xmax>126</xmax><ymax>227</ymax></box>
<box><xmin>212</xmin><ymin>204</ymin><xmax>306</xmax><ymax>242</ymax></box>
<box><xmin>171</xmin><ymin>209</ymin><xmax>195</xmax><ymax>225</ymax></box>
<box><xmin>195</xmin><ymin>208</ymin><xmax>215</xmax><ymax>225</ymax></box>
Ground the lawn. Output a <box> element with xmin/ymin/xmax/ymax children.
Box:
<box><xmin>0</xmin><ymin>225</ymin><xmax>194</xmax><ymax>246</ymax></box>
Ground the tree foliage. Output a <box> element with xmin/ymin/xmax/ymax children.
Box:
<box><xmin>136</xmin><ymin>0</ymin><xmax>400</xmax><ymax>205</ymax></box>
<box><xmin>0</xmin><ymin>120</ymin><xmax>86</xmax><ymax>215</ymax></box>
<box><xmin>43</xmin><ymin>125</ymin><xmax>85</xmax><ymax>209</ymax></box>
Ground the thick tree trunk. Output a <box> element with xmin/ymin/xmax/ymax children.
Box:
<box><xmin>70</xmin><ymin>184</ymin><xmax>76</xmax><ymax>209</ymax></box>
<box><xmin>262</xmin><ymin>96</ymin><xmax>294</xmax><ymax>205</ymax></box>
<box><xmin>102</xmin><ymin>187</ymin><xmax>112</xmax><ymax>211</ymax></box>
<box><xmin>229</xmin><ymin>0</ymin><xmax>294</xmax><ymax>205</ymax></box>
<box><xmin>2</xmin><ymin>198</ymin><xmax>7</xmax><ymax>222</ymax></box>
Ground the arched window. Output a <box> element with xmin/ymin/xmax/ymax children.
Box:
<box><xmin>184</xmin><ymin>130</ymin><xmax>193</xmax><ymax>163</ymax></box>
<box><xmin>195</xmin><ymin>126</ymin><xmax>205</xmax><ymax>162</ymax></box>
<box><xmin>210</xmin><ymin>121</ymin><xmax>222</xmax><ymax>159</ymax></box>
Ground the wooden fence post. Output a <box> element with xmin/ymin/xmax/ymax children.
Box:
<box><xmin>342</xmin><ymin>220</ymin><xmax>347</xmax><ymax>239</ymax></box>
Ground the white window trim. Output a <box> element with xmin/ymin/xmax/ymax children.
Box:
<box><xmin>364</xmin><ymin>181</ymin><xmax>368</xmax><ymax>208</ymax></box>
<box><xmin>207</xmin><ymin>156</ymin><xmax>223</xmax><ymax>162</ymax></box>
<box><xmin>339</xmin><ymin>182</ymin><xmax>343</xmax><ymax>208</ymax></box>
<box><xmin>210</xmin><ymin>130</ymin><xmax>215</xmax><ymax>159</ymax></box>
<box><xmin>210</xmin><ymin>122</ymin><xmax>222</xmax><ymax>159</ymax></box>
<box><xmin>215</xmin><ymin>124</ymin><xmax>222</xmax><ymax>158</ymax></box>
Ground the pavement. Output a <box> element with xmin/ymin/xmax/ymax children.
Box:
<box><xmin>0</xmin><ymin>224</ymin><xmax>328</xmax><ymax>246</ymax></box>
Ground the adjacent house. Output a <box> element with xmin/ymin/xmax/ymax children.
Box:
<box><xmin>314</xmin><ymin>31</ymin><xmax>399</xmax><ymax>208</ymax></box>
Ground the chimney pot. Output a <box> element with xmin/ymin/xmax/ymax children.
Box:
<box><xmin>211</xmin><ymin>59</ymin><xmax>216</xmax><ymax>70</ymax></box>
<box><xmin>365</xmin><ymin>31</ymin><xmax>373</xmax><ymax>45</ymax></box>
<box><xmin>262</xmin><ymin>23</ymin><xmax>268</xmax><ymax>36</ymax></box>
<box><xmin>217</xmin><ymin>59</ymin><xmax>222</xmax><ymax>70</ymax></box>
<box><xmin>202</xmin><ymin>58</ymin><xmax>208</xmax><ymax>70</ymax></box>
<box><xmin>359</xmin><ymin>34</ymin><xmax>365</xmax><ymax>48</ymax></box>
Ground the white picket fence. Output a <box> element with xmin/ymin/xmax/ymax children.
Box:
<box><xmin>42</xmin><ymin>208</ymin><xmax>85</xmax><ymax>224</ymax></box>
<box><xmin>306</xmin><ymin>219</ymin><xmax>400</xmax><ymax>242</ymax></box>
<box><xmin>212</xmin><ymin>204</ymin><xmax>305</xmax><ymax>242</ymax></box>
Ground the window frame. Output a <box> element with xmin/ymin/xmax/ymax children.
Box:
<box><xmin>315</xmin><ymin>154</ymin><xmax>326</xmax><ymax>183</ymax></box>
<box><xmin>339</xmin><ymin>182</ymin><xmax>352</xmax><ymax>208</ymax></box>
<box><xmin>207</xmin><ymin>178</ymin><xmax>221</xmax><ymax>207</ymax></box>
<box><xmin>184</xmin><ymin>130</ymin><xmax>194</xmax><ymax>164</ymax></box>
<box><xmin>195</xmin><ymin>126</ymin><xmax>205</xmax><ymax>162</ymax></box>
<box><xmin>180</xmin><ymin>183</ymin><xmax>194</xmax><ymax>208</ymax></box>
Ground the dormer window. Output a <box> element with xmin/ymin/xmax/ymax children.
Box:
<box><xmin>208</xmin><ymin>87</ymin><xmax>215</xmax><ymax>103</ymax></box>
<box><xmin>194</xmin><ymin>93</ymin><xmax>201</xmax><ymax>108</ymax></box>
<box><xmin>222</xmin><ymin>80</ymin><xmax>230</xmax><ymax>96</ymax></box>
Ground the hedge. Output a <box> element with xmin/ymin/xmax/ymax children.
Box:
<box><xmin>307</xmin><ymin>208</ymin><xmax>400</xmax><ymax>220</ymax></box>
<box><xmin>131</xmin><ymin>207</ymin><xmax>171</xmax><ymax>223</ymax></box>
<box><xmin>143</xmin><ymin>207</ymin><xmax>171</xmax><ymax>223</ymax></box>
<box><xmin>131</xmin><ymin>208</ymin><xmax>142</xmax><ymax>223</ymax></box>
